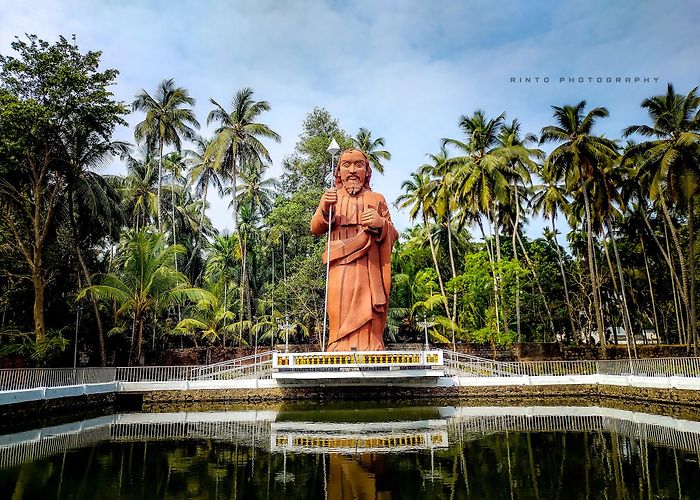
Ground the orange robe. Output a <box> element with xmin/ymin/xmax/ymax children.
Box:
<box><xmin>310</xmin><ymin>187</ymin><xmax>398</xmax><ymax>351</ymax></box>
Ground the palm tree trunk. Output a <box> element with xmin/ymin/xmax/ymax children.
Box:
<box><xmin>513</xmin><ymin>228</ymin><xmax>521</xmax><ymax>342</ymax></box>
<box><xmin>669</xmin><ymin>236</ymin><xmax>687</xmax><ymax>344</ymax></box>
<box><xmin>171</xmin><ymin>183</ymin><xmax>181</xmax><ymax>322</ymax></box>
<box><xmin>688</xmin><ymin>194</ymin><xmax>698</xmax><ymax>355</ymax></box>
<box><xmin>423</xmin><ymin>214</ymin><xmax>450</xmax><ymax>319</ymax></box>
<box><xmin>641</xmin><ymin>236</ymin><xmax>662</xmax><ymax>344</ymax></box>
<box><xmin>68</xmin><ymin>192</ymin><xmax>107</xmax><ymax>366</ymax></box>
<box><xmin>642</xmin><ymin>203</ymin><xmax>688</xmax><ymax>341</ymax></box>
<box><xmin>136</xmin><ymin>316</ymin><xmax>144</xmax><ymax>365</ymax></box>
<box><xmin>223</xmin><ymin>282</ymin><xmax>228</xmax><ymax>348</ymax></box>
<box><xmin>605</xmin><ymin>218</ymin><xmax>637</xmax><ymax>358</ymax></box>
<box><xmin>552</xmin><ymin>218</ymin><xmax>577</xmax><ymax>340</ymax></box>
<box><xmin>231</xmin><ymin>152</ymin><xmax>239</xmax><ymax>231</ymax></box>
<box><xmin>199</xmin><ymin>180</ymin><xmax>209</xmax><ymax>245</ymax></box>
<box><xmin>516</xmin><ymin>232</ymin><xmax>556</xmax><ymax>338</ymax></box>
<box><xmin>512</xmin><ymin>183</ymin><xmax>522</xmax><ymax>342</ymax></box>
<box><xmin>581</xmin><ymin>179</ymin><xmax>606</xmax><ymax>347</ymax></box>
<box><xmin>491</xmin><ymin>204</ymin><xmax>508</xmax><ymax>336</ymax></box>
<box><xmin>445</xmin><ymin>218</ymin><xmax>458</xmax><ymax>347</ymax></box>
<box><xmin>32</xmin><ymin>254</ymin><xmax>46</xmax><ymax>343</ymax></box>
<box><xmin>478</xmin><ymin>218</ymin><xmax>500</xmax><ymax>352</ymax></box>
<box><xmin>157</xmin><ymin>141</ymin><xmax>163</xmax><ymax>231</ymax></box>
<box><xmin>592</xmin><ymin>244</ymin><xmax>606</xmax><ymax>341</ymax></box>
<box><xmin>240</xmin><ymin>233</ymin><xmax>249</xmax><ymax>346</ymax></box>
<box><xmin>659</xmin><ymin>194</ymin><xmax>692</xmax><ymax>345</ymax></box>
<box><xmin>171</xmin><ymin>184</ymin><xmax>177</xmax><ymax>253</ymax></box>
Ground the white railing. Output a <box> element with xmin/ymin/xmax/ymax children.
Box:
<box><xmin>115</xmin><ymin>365</ymin><xmax>195</xmax><ymax>383</ymax></box>
<box><xmin>116</xmin><ymin>357</ymin><xmax>273</xmax><ymax>383</ymax></box>
<box><xmin>441</xmin><ymin>350</ymin><xmax>700</xmax><ymax>378</ymax></box>
<box><xmin>191</xmin><ymin>351</ymin><xmax>273</xmax><ymax>379</ymax></box>
<box><xmin>0</xmin><ymin>357</ymin><xmax>273</xmax><ymax>392</ymax></box>
<box><xmin>0</xmin><ymin>367</ymin><xmax>116</xmax><ymax>391</ymax></box>
<box><xmin>598</xmin><ymin>357</ymin><xmax>700</xmax><ymax>377</ymax></box>
<box><xmin>3</xmin><ymin>352</ymin><xmax>700</xmax><ymax>393</ymax></box>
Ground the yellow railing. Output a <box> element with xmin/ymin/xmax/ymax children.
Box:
<box><xmin>274</xmin><ymin>350</ymin><xmax>443</xmax><ymax>368</ymax></box>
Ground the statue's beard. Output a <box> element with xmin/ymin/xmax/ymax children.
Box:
<box><xmin>344</xmin><ymin>179</ymin><xmax>363</xmax><ymax>195</ymax></box>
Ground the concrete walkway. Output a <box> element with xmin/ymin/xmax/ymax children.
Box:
<box><xmin>3</xmin><ymin>373</ymin><xmax>700</xmax><ymax>407</ymax></box>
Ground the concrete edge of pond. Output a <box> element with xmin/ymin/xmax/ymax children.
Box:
<box><xmin>3</xmin><ymin>375</ymin><xmax>700</xmax><ymax>416</ymax></box>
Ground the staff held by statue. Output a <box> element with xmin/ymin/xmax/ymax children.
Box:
<box><xmin>322</xmin><ymin>138</ymin><xmax>341</xmax><ymax>352</ymax></box>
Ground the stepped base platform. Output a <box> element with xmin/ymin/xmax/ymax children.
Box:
<box><xmin>271</xmin><ymin>350</ymin><xmax>444</xmax><ymax>385</ymax></box>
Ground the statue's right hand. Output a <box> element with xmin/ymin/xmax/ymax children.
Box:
<box><xmin>320</xmin><ymin>189</ymin><xmax>338</xmax><ymax>212</ymax></box>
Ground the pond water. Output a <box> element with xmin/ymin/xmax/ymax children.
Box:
<box><xmin>1</xmin><ymin>403</ymin><xmax>700</xmax><ymax>499</ymax></box>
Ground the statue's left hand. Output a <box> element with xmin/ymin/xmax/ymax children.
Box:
<box><xmin>361</xmin><ymin>208</ymin><xmax>384</xmax><ymax>229</ymax></box>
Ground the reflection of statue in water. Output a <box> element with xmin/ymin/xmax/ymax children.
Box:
<box><xmin>311</xmin><ymin>149</ymin><xmax>398</xmax><ymax>351</ymax></box>
<box><xmin>328</xmin><ymin>454</ymin><xmax>391</xmax><ymax>500</ymax></box>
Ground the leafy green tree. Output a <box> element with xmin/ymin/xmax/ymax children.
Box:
<box><xmin>0</xmin><ymin>34</ymin><xmax>127</xmax><ymax>342</ymax></box>
<box><xmin>280</xmin><ymin>107</ymin><xmax>351</xmax><ymax>191</ymax></box>
<box><xmin>65</xmin><ymin>133</ymin><xmax>128</xmax><ymax>365</ymax></box>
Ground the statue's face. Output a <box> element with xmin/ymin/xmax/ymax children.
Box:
<box><xmin>339</xmin><ymin>150</ymin><xmax>367</xmax><ymax>195</ymax></box>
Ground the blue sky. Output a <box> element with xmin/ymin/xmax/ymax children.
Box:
<box><xmin>1</xmin><ymin>0</ymin><xmax>698</xmax><ymax>237</ymax></box>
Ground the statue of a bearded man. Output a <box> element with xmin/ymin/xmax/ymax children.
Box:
<box><xmin>310</xmin><ymin>149</ymin><xmax>398</xmax><ymax>351</ymax></box>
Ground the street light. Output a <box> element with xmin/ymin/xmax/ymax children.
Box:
<box><xmin>278</xmin><ymin>319</ymin><xmax>294</xmax><ymax>353</ymax></box>
<box><xmin>417</xmin><ymin>313</ymin><xmax>436</xmax><ymax>351</ymax></box>
<box><xmin>321</xmin><ymin>138</ymin><xmax>340</xmax><ymax>352</ymax></box>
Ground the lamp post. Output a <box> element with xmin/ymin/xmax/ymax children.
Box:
<box><xmin>278</xmin><ymin>320</ymin><xmax>294</xmax><ymax>353</ymax></box>
<box><xmin>321</xmin><ymin>138</ymin><xmax>340</xmax><ymax>352</ymax></box>
<box><xmin>417</xmin><ymin>313</ymin><xmax>436</xmax><ymax>351</ymax></box>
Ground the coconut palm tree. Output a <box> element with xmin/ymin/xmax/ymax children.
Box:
<box><xmin>498</xmin><ymin>120</ymin><xmax>553</xmax><ymax>340</ymax></box>
<box><xmin>236</xmin><ymin>204</ymin><xmax>260</xmax><ymax>339</ymax></box>
<box><xmin>79</xmin><ymin>230</ymin><xmax>210</xmax><ymax>365</ymax></box>
<box><xmin>418</xmin><ymin>146</ymin><xmax>461</xmax><ymax>339</ymax></box>
<box><xmin>444</xmin><ymin>110</ymin><xmax>514</xmax><ymax>338</ymax></box>
<box><xmin>352</xmin><ymin>127</ymin><xmax>391</xmax><ymax>174</ymax></box>
<box><xmin>206</xmin><ymin>88</ymin><xmax>280</xmax><ymax>230</ymax></box>
<box><xmin>132</xmin><ymin>78</ymin><xmax>199</xmax><ymax>231</ymax></box>
<box><xmin>187</xmin><ymin>135</ymin><xmax>228</xmax><ymax>244</ymax></box>
<box><xmin>395</xmin><ymin>172</ymin><xmax>450</xmax><ymax>318</ymax></box>
<box><xmin>162</xmin><ymin>151</ymin><xmax>188</xmax><ymax>272</ymax></box>
<box><xmin>623</xmin><ymin>84</ymin><xmax>700</xmax><ymax>351</ymax></box>
<box><xmin>531</xmin><ymin>174</ymin><xmax>577</xmax><ymax>338</ymax></box>
<box><xmin>205</xmin><ymin>235</ymin><xmax>239</xmax><ymax>345</ymax></box>
<box><xmin>232</xmin><ymin>160</ymin><xmax>277</xmax><ymax>219</ymax></box>
<box><xmin>174</xmin><ymin>295</ymin><xmax>236</xmax><ymax>345</ymax></box>
<box><xmin>176</xmin><ymin>198</ymin><xmax>215</xmax><ymax>285</ymax></box>
<box><xmin>540</xmin><ymin>101</ymin><xmax>618</xmax><ymax>346</ymax></box>
<box><xmin>119</xmin><ymin>148</ymin><xmax>159</xmax><ymax>231</ymax></box>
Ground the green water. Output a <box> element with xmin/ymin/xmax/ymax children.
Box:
<box><xmin>1</xmin><ymin>404</ymin><xmax>699</xmax><ymax>499</ymax></box>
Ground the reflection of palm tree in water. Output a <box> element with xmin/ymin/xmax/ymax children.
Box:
<box><xmin>328</xmin><ymin>454</ymin><xmax>391</xmax><ymax>500</ymax></box>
